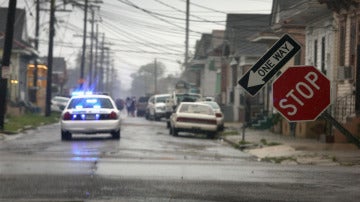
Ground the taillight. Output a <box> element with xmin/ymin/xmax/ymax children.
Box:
<box><xmin>63</xmin><ymin>112</ymin><xmax>71</xmax><ymax>120</ymax></box>
<box><xmin>176</xmin><ymin>117</ymin><xmax>186</xmax><ymax>122</ymax></box>
<box><xmin>216</xmin><ymin>113</ymin><xmax>223</xmax><ymax>118</ymax></box>
<box><xmin>109</xmin><ymin>111</ymin><xmax>117</xmax><ymax>119</ymax></box>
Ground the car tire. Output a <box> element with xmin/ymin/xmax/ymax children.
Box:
<box><xmin>172</xmin><ymin>127</ymin><xmax>178</xmax><ymax>136</ymax></box>
<box><xmin>154</xmin><ymin>116</ymin><xmax>160</xmax><ymax>121</ymax></box>
<box><xmin>219</xmin><ymin>125</ymin><xmax>224</xmax><ymax>131</ymax></box>
<box><xmin>111</xmin><ymin>130</ymin><xmax>121</xmax><ymax>140</ymax></box>
<box><xmin>207</xmin><ymin>132</ymin><xmax>216</xmax><ymax>139</ymax></box>
<box><xmin>61</xmin><ymin>131</ymin><xmax>72</xmax><ymax>141</ymax></box>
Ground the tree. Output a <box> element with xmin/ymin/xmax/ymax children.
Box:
<box><xmin>130</xmin><ymin>61</ymin><xmax>166</xmax><ymax>96</ymax></box>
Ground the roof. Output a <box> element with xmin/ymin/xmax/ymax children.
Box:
<box><xmin>194</xmin><ymin>33</ymin><xmax>213</xmax><ymax>59</ymax></box>
<box><xmin>270</xmin><ymin>0</ymin><xmax>331</xmax><ymax>26</ymax></box>
<box><xmin>224</xmin><ymin>14</ymin><xmax>271</xmax><ymax>56</ymax></box>
<box><xmin>0</xmin><ymin>7</ymin><xmax>33</xmax><ymax>52</ymax></box>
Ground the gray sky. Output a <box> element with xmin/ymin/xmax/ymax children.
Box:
<box><xmin>3</xmin><ymin>0</ymin><xmax>272</xmax><ymax>89</ymax></box>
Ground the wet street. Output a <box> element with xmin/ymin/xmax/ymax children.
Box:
<box><xmin>0</xmin><ymin>117</ymin><xmax>360</xmax><ymax>202</ymax></box>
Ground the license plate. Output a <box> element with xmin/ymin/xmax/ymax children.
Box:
<box><xmin>86</xmin><ymin>114</ymin><xmax>96</xmax><ymax>120</ymax></box>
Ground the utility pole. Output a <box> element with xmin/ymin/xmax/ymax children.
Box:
<box><xmin>99</xmin><ymin>34</ymin><xmax>105</xmax><ymax>92</ymax></box>
<box><xmin>94</xmin><ymin>23</ymin><xmax>99</xmax><ymax>89</ymax></box>
<box><xmin>89</xmin><ymin>8</ymin><xmax>95</xmax><ymax>87</ymax></box>
<box><xmin>45</xmin><ymin>0</ymin><xmax>55</xmax><ymax>117</ymax></box>
<box><xmin>154</xmin><ymin>58</ymin><xmax>157</xmax><ymax>94</ymax></box>
<box><xmin>0</xmin><ymin>0</ymin><xmax>17</xmax><ymax>130</ymax></box>
<box><xmin>79</xmin><ymin>0</ymin><xmax>88</xmax><ymax>89</ymax></box>
<box><xmin>105</xmin><ymin>48</ymin><xmax>110</xmax><ymax>93</ymax></box>
<box><xmin>31</xmin><ymin>0</ymin><xmax>40</xmax><ymax>103</ymax></box>
<box><xmin>185</xmin><ymin>0</ymin><xmax>189</xmax><ymax>69</ymax></box>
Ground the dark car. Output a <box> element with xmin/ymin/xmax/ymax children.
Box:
<box><xmin>136</xmin><ymin>96</ymin><xmax>149</xmax><ymax>117</ymax></box>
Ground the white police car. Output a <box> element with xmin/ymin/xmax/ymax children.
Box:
<box><xmin>60</xmin><ymin>92</ymin><xmax>122</xmax><ymax>140</ymax></box>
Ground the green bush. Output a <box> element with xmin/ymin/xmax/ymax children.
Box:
<box><xmin>3</xmin><ymin>112</ymin><xmax>60</xmax><ymax>133</ymax></box>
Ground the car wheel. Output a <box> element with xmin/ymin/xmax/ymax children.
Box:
<box><xmin>219</xmin><ymin>124</ymin><xmax>225</xmax><ymax>131</ymax></box>
<box><xmin>172</xmin><ymin>127</ymin><xmax>178</xmax><ymax>136</ymax></box>
<box><xmin>169</xmin><ymin>126</ymin><xmax>172</xmax><ymax>135</ymax></box>
<box><xmin>154</xmin><ymin>116</ymin><xmax>160</xmax><ymax>121</ymax></box>
<box><xmin>61</xmin><ymin>131</ymin><xmax>72</xmax><ymax>141</ymax></box>
<box><xmin>207</xmin><ymin>132</ymin><xmax>216</xmax><ymax>139</ymax></box>
<box><xmin>111</xmin><ymin>130</ymin><xmax>121</xmax><ymax>140</ymax></box>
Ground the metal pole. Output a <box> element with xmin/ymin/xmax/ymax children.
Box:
<box><xmin>45</xmin><ymin>0</ymin><xmax>55</xmax><ymax>117</ymax></box>
<box><xmin>321</xmin><ymin>111</ymin><xmax>360</xmax><ymax>148</ymax></box>
<box><xmin>0</xmin><ymin>0</ymin><xmax>17</xmax><ymax>130</ymax></box>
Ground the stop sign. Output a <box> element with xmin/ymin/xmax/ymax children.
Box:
<box><xmin>272</xmin><ymin>66</ymin><xmax>330</xmax><ymax>122</ymax></box>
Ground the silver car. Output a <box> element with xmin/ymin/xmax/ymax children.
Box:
<box><xmin>60</xmin><ymin>93</ymin><xmax>122</xmax><ymax>140</ymax></box>
<box><xmin>51</xmin><ymin>96</ymin><xmax>70</xmax><ymax>112</ymax></box>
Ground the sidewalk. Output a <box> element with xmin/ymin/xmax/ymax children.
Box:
<box><xmin>223</xmin><ymin>122</ymin><xmax>360</xmax><ymax>166</ymax></box>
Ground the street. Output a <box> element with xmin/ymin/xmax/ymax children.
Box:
<box><xmin>0</xmin><ymin>116</ymin><xmax>360</xmax><ymax>202</ymax></box>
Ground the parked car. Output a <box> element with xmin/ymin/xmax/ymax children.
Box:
<box><xmin>165</xmin><ymin>92</ymin><xmax>202</xmax><ymax>128</ymax></box>
<box><xmin>60</xmin><ymin>93</ymin><xmax>122</xmax><ymax>140</ymax></box>
<box><xmin>145</xmin><ymin>94</ymin><xmax>171</xmax><ymax>121</ymax></box>
<box><xmin>203</xmin><ymin>101</ymin><xmax>224</xmax><ymax>131</ymax></box>
<box><xmin>169</xmin><ymin>102</ymin><xmax>218</xmax><ymax>139</ymax></box>
<box><xmin>136</xmin><ymin>96</ymin><xmax>149</xmax><ymax>117</ymax></box>
<box><xmin>51</xmin><ymin>96</ymin><xmax>70</xmax><ymax>112</ymax></box>
<box><xmin>115</xmin><ymin>98</ymin><xmax>125</xmax><ymax>111</ymax></box>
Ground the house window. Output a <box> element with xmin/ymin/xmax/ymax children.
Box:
<box><xmin>350</xmin><ymin>16</ymin><xmax>356</xmax><ymax>66</ymax></box>
<box><xmin>339</xmin><ymin>22</ymin><xmax>346</xmax><ymax>66</ymax></box>
<box><xmin>314</xmin><ymin>39</ymin><xmax>318</xmax><ymax>67</ymax></box>
<box><xmin>321</xmin><ymin>37</ymin><xmax>326</xmax><ymax>74</ymax></box>
<box><xmin>232</xmin><ymin>65</ymin><xmax>237</xmax><ymax>87</ymax></box>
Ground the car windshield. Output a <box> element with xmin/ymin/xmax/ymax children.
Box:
<box><xmin>179</xmin><ymin>104</ymin><xmax>213</xmax><ymax>115</ymax></box>
<box><xmin>67</xmin><ymin>97</ymin><xmax>114</xmax><ymax>109</ymax></box>
<box><xmin>138</xmin><ymin>97</ymin><xmax>149</xmax><ymax>102</ymax></box>
<box><xmin>204</xmin><ymin>102</ymin><xmax>220</xmax><ymax>109</ymax></box>
<box><xmin>155</xmin><ymin>96</ymin><xmax>169</xmax><ymax>103</ymax></box>
<box><xmin>177</xmin><ymin>94</ymin><xmax>201</xmax><ymax>102</ymax></box>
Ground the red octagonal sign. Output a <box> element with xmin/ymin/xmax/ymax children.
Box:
<box><xmin>273</xmin><ymin>66</ymin><xmax>330</xmax><ymax>122</ymax></box>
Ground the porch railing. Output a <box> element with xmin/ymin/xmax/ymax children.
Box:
<box><xmin>334</xmin><ymin>94</ymin><xmax>355</xmax><ymax>123</ymax></box>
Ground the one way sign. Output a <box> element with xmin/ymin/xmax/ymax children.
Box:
<box><xmin>238</xmin><ymin>34</ymin><xmax>301</xmax><ymax>96</ymax></box>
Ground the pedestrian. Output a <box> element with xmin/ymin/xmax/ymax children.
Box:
<box><xmin>115</xmin><ymin>98</ymin><xmax>124</xmax><ymax>111</ymax></box>
<box><xmin>126</xmin><ymin>97</ymin><xmax>132</xmax><ymax>116</ymax></box>
<box><xmin>130</xmin><ymin>97</ymin><xmax>136</xmax><ymax>117</ymax></box>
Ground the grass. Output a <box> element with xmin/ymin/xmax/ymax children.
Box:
<box><xmin>261</xmin><ymin>156</ymin><xmax>297</xmax><ymax>164</ymax></box>
<box><xmin>260</xmin><ymin>138</ymin><xmax>281</xmax><ymax>146</ymax></box>
<box><xmin>3</xmin><ymin>112</ymin><xmax>60</xmax><ymax>133</ymax></box>
<box><xmin>220</xmin><ymin>130</ymin><xmax>239</xmax><ymax>136</ymax></box>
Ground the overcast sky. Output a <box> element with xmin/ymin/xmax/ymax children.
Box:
<box><xmin>2</xmin><ymin>0</ymin><xmax>273</xmax><ymax>90</ymax></box>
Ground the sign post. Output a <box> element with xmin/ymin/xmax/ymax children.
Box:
<box><xmin>238</xmin><ymin>34</ymin><xmax>301</xmax><ymax>96</ymax></box>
